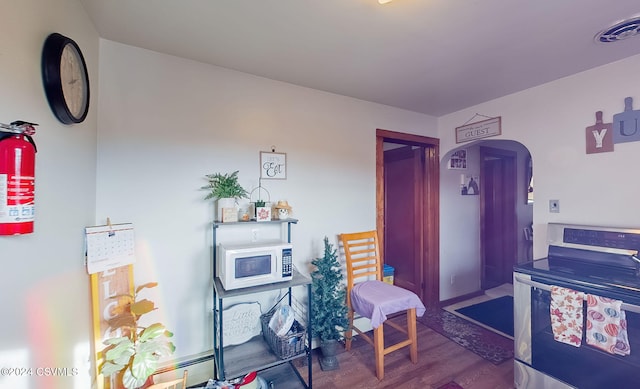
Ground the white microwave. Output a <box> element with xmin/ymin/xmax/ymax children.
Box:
<box><xmin>217</xmin><ymin>241</ymin><xmax>293</xmax><ymax>290</ymax></box>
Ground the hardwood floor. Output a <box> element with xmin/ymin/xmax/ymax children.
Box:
<box><xmin>296</xmin><ymin>316</ymin><xmax>514</xmax><ymax>389</ymax></box>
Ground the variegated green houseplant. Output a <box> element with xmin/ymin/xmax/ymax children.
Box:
<box><xmin>99</xmin><ymin>282</ymin><xmax>175</xmax><ymax>389</ymax></box>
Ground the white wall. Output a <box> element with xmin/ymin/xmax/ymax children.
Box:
<box><xmin>0</xmin><ymin>1</ymin><xmax>99</xmax><ymax>388</ymax></box>
<box><xmin>95</xmin><ymin>39</ymin><xmax>438</xmax><ymax>369</ymax></box>
<box><xmin>438</xmin><ymin>54</ymin><xmax>640</xmax><ymax>300</ymax></box>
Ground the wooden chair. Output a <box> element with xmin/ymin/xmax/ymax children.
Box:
<box><xmin>339</xmin><ymin>230</ymin><xmax>425</xmax><ymax>380</ymax></box>
<box><xmin>147</xmin><ymin>370</ymin><xmax>188</xmax><ymax>389</ymax></box>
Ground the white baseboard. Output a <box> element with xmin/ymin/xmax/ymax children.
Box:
<box><xmin>154</xmin><ymin>351</ymin><xmax>214</xmax><ymax>386</ymax></box>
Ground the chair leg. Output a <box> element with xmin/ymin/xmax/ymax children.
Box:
<box><xmin>408</xmin><ymin>308</ymin><xmax>418</xmax><ymax>364</ymax></box>
<box><xmin>345</xmin><ymin>308</ymin><xmax>355</xmax><ymax>351</ymax></box>
<box><xmin>374</xmin><ymin>325</ymin><xmax>384</xmax><ymax>380</ymax></box>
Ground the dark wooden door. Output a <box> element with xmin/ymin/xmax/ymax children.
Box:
<box><xmin>480</xmin><ymin>147</ymin><xmax>517</xmax><ymax>290</ymax></box>
<box><xmin>376</xmin><ymin>129</ymin><xmax>440</xmax><ymax>307</ymax></box>
<box><xmin>384</xmin><ymin>146</ymin><xmax>423</xmax><ymax>298</ymax></box>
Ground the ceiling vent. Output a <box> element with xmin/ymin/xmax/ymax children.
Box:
<box><xmin>595</xmin><ymin>16</ymin><xmax>640</xmax><ymax>43</ymax></box>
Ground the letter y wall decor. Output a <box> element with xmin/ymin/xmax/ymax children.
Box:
<box><xmin>587</xmin><ymin>96</ymin><xmax>640</xmax><ymax>154</ymax></box>
<box><xmin>586</xmin><ymin>111</ymin><xmax>613</xmax><ymax>154</ymax></box>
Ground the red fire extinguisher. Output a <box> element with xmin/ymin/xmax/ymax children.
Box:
<box><xmin>0</xmin><ymin>121</ymin><xmax>37</xmax><ymax>235</ymax></box>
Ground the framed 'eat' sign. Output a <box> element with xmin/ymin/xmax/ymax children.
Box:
<box><xmin>260</xmin><ymin>151</ymin><xmax>287</xmax><ymax>179</ymax></box>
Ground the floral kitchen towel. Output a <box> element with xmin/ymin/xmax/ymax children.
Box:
<box><xmin>550</xmin><ymin>286</ymin><xmax>584</xmax><ymax>347</ymax></box>
<box><xmin>586</xmin><ymin>295</ymin><xmax>630</xmax><ymax>356</ymax></box>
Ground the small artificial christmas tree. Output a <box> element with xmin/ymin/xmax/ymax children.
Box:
<box><xmin>311</xmin><ymin>236</ymin><xmax>348</xmax><ymax>370</ymax></box>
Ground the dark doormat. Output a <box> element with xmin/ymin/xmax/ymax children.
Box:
<box><xmin>418</xmin><ymin>307</ymin><xmax>514</xmax><ymax>365</ymax></box>
<box><xmin>437</xmin><ymin>382</ymin><xmax>464</xmax><ymax>389</ymax></box>
<box><xmin>455</xmin><ymin>296</ymin><xmax>514</xmax><ymax>337</ymax></box>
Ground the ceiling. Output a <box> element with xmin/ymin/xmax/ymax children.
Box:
<box><xmin>79</xmin><ymin>0</ymin><xmax>640</xmax><ymax>117</ymax></box>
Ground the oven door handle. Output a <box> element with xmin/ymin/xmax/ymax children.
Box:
<box><xmin>514</xmin><ymin>274</ymin><xmax>640</xmax><ymax>314</ymax></box>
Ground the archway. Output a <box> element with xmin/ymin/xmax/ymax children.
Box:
<box><xmin>439</xmin><ymin>139</ymin><xmax>532</xmax><ymax>302</ymax></box>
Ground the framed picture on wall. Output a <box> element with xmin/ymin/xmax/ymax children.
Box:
<box><xmin>447</xmin><ymin>149</ymin><xmax>467</xmax><ymax>170</ymax></box>
<box><xmin>260</xmin><ymin>151</ymin><xmax>287</xmax><ymax>179</ymax></box>
<box><xmin>525</xmin><ymin>155</ymin><xmax>534</xmax><ymax>204</ymax></box>
<box><xmin>461</xmin><ymin>174</ymin><xmax>480</xmax><ymax>196</ymax></box>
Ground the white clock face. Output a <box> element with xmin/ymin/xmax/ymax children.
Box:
<box><xmin>60</xmin><ymin>43</ymin><xmax>88</xmax><ymax>119</ymax></box>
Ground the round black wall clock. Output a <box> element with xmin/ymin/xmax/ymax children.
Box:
<box><xmin>41</xmin><ymin>33</ymin><xmax>90</xmax><ymax>124</ymax></box>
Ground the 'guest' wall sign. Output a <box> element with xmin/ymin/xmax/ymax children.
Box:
<box><xmin>455</xmin><ymin>115</ymin><xmax>502</xmax><ymax>144</ymax></box>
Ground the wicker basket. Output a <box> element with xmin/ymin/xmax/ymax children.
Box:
<box><xmin>260</xmin><ymin>306</ymin><xmax>307</xmax><ymax>359</ymax></box>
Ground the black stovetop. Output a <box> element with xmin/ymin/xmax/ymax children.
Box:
<box><xmin>514</xmin><ymin>245</ymin><xmax>640</xmax><ymax>303</ymax></box>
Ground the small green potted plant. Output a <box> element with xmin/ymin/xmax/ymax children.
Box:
<box><xmin>201</xmin><ymin>170</ymin><xmax>249</xmax><ymax>222</ymax></box>
<box><xmin>311</xmin><ymin>237</ymin><xmax>349</xmax><ymax>371</ymax></box>
<box><xmin>99</xmin><ymin>282</ymin><xmax>175</xmax><ymax>389</ymax></box>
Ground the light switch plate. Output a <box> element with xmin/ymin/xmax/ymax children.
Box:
<box><xmin>549</xmin><ymin>200</ymin><xmax>560</xmax><ymax>213</ymax></box>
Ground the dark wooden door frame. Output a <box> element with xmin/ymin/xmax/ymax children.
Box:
<box><xmin>376</xmin><ymin>129</ymin><xmax>440</xmax><ymax>307</ymax></box>
<box><xmin>479</xmin><ymin>146</ymin><xmax>518</xmax><ymax>290</ymax></box>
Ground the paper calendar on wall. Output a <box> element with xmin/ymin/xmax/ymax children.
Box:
<box><xmin>85</xmin><ymin>223</ymin><xmax>135</xmax><ymax>274</ymax></box>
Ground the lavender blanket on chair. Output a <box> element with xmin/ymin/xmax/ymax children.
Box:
<box><xmin>351</xmin><ymin>280</ymin><xmax>426</xmax><ymax>328</ymax></box>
